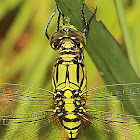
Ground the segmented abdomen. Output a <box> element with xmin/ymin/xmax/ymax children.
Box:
<box><xmin>52</xmin><ymin>57</ymin><xmax>87</xmax><ymax>139</ymax></box>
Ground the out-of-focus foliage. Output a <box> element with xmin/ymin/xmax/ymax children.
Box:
<box><xmin>0</xmin><ymin>0</ymin><xmax>56</xmax><ymax>90</ymax></box>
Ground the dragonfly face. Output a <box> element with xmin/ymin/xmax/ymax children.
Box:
<box><xmin>50</xmin><ymin>26</ymin><xmax>86</xmax><ymax>55</ymax></box>
<box><xmin>1</xmin><ymin>1</ymin><xmax>140</xmax><ymax>140</ymax></box>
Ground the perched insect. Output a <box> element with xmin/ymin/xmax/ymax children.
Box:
<box><xmin>0</xmin><ymin>1</ymin><xmax>140</xmax><ymax>140</ymax></box>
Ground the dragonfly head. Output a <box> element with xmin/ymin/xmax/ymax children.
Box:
<box><xmin>50</xmin><ymin>25</ymin><xmax>86</xmax><ymax>54</ymax></box>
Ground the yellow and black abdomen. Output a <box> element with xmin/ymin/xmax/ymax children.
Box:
<box><xmin>52</xmin><ymin>55</ymin><xmax>87</xmax><ymax>139</ymax></box>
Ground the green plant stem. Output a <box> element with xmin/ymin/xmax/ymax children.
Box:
<box><xmin>114</xmin><ymin>0</ymin><xmax>140</xmax><ymax>77</ymax></box>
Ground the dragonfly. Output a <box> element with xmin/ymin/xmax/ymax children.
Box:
<box><xmin>0</xmin><ymin>1</ymin><xmax>140</xmax><ymax>140</ymax></box>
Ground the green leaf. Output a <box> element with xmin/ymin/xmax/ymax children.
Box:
<box><xmin>55</xmin><ymin>0</ymin><xmax>140</xmax><ymax>84</ymax></box>
<box><xmin>114</xmin><ymin>0</ymin><xmax>140</xmax><ymax>77</ymax></box>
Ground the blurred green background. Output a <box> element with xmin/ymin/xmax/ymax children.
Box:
<box><xmin>0</xmin><ymin>0</ymin><xmax>140</xmax><ymax>89</ymax></box>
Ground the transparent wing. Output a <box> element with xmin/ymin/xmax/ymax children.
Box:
<box><xmin>0</xmin><ymin>83</ymin><xmax>67</xmax><ymax>140</ymax></box>
<box><xmin>1</xmin><ymin>83</ymin><xmax>140</xmax><ymax>140</ymax></box>
<box><xmin>77</xmin><ymin>83</ymin><xmax>140</xmax><ymax>140</ymax></box>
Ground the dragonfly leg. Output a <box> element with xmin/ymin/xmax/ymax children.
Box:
<box><xmin>81</xmin><ymin>0</ymin><xmax>87</xmax><ymax>28</ymax></box>
<box><xmin>81</xmin><ymin>0</ymin><xmax>97</xmax><ymax>38</ymax></box>
<box><xmin>45</xmin><ymin>4</ymin><xmax>57</xmax><ymax>40</ymax></box>
<box><xmin>86</xmin><ymin>6</ymin><xmax>97</xmax><ymax>37</ymax></box>
<box><xmin>56</xmin><ymin>6</ymin><xmax>65</xmax><ymax>31</ymax></box>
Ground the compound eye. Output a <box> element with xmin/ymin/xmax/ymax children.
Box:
<box><xmin>50</xmin><ymin>31</ymin><xmax>65</xmax><ymax>50</ymax></box>
<box><xmin>68</xmin><ymin>31</ymin><xmax>86</xmax><ymax>47</ymax></box>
